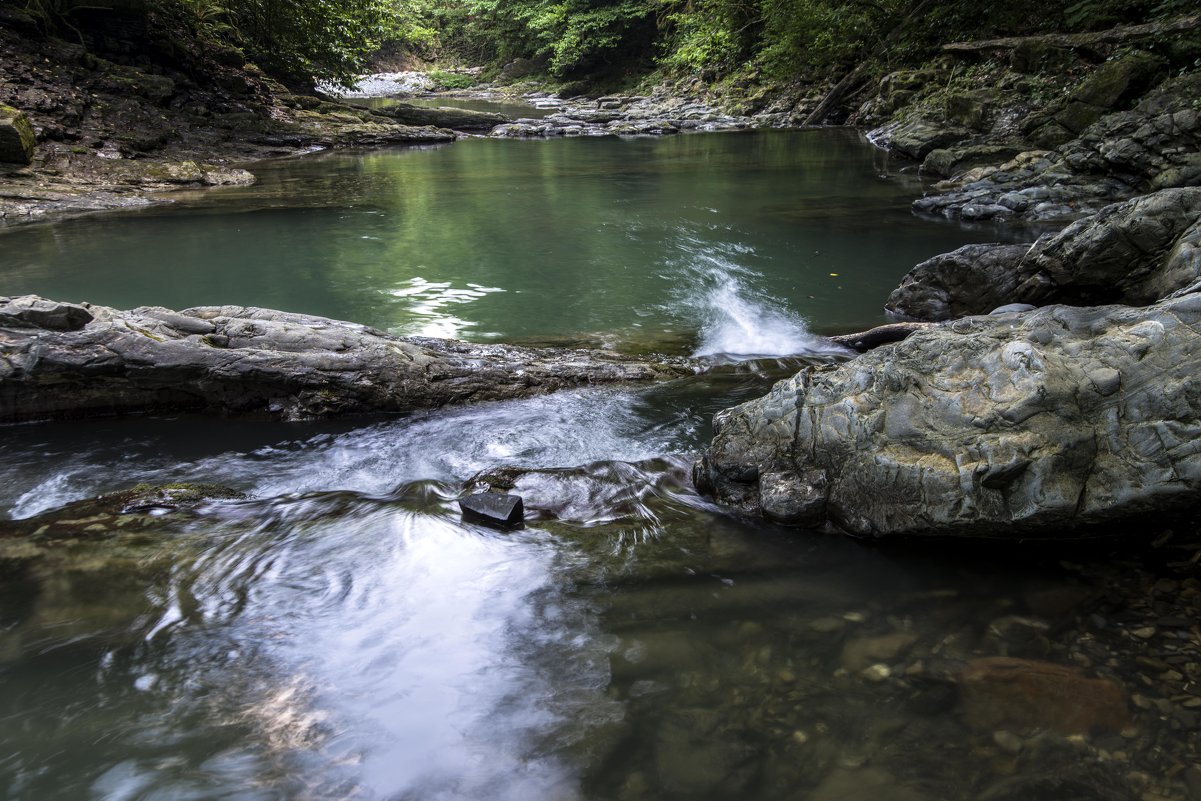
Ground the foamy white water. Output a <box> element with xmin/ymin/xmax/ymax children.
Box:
<box><xmin>665</xmin><ymin>235</ymin><xmax>848</xmax><ymax>360</ymax></box>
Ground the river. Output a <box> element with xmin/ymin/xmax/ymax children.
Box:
<box><xmin>0</xmin><ymin>129</ymin><xmax>1184</xmax><ymax>800</ymax></box>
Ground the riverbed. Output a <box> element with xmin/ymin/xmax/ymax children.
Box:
<box><xmin>1</xmin><ymin>129</ymin><xmax>1192</xmax><ymax>801</ymax></box>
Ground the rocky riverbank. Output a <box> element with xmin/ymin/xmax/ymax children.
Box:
<box><xmin>0</xmin><ymin>6</ymin><xmax>471</xmax><ymax>225</ymax></box>
<box><xmin>857</xmin><ymin>38</ymin><xmax>1201</xmax><ymax>223</ymax></box>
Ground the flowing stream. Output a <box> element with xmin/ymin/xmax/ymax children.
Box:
<box><xmin>1</xmin><ymin>129</ymin><xmax>1187</xmax><ymax>801</ymax></box>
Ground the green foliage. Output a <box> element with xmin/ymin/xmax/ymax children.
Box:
<box><xmin>659</xmin><ymin>0</ymin><xmax>757</xmax><ymax>74</ymax></box>
<box><xmin>225</xmin><ymin>0</ymin><xmax>411</xmax><ymax>85</ymax></box>
<box><xmin>434</xmin><ymin>0</ymin><xmax>659</xmax><ymax>77</ymax></box>
<box><xmin>429</xmin><ymin>68</ymin><xmax>476</xmax><ymax>88</ymax></box>
<box><xmin>177</xmin><ymin>0</ymin><xmax>238</xmax><ymax>40</ymax></box>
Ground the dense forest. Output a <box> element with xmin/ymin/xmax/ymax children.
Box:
<box><xmin>21</xmin><ymin>0</ymin><xmax>1201</xmax><ymax>91</ymax></box>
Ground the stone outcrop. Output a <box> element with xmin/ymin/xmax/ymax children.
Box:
<box><xmin>1022</xmin><ymin>51</ymin><xmax>1168</xmax><ymax>148</ymax></box>
<box><xmin>887</xmin><ymin>187</ymin><xmax>1201</xmax><ymax>321</ymax></box>
<box><xmin>911</xmin><ymin>70</ymin><xmax>1201</xmax><ymax>222</ymax></box>
<box><xmin>694</xmin><ymin>293</ymin><xmax>1201</xmax><ymax>538</ymax></box>
<box><xmin>0</xmin><ymin>18</ymin><xmax>457</xmax><ymax>225</ymax></box>
<box><xmin>0</xmin><ymin>296</ymin><xmax>694</xmax><ymax>423</ymax></box>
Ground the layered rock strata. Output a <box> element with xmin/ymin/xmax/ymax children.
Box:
<box><xmin>0</xmin><ymin>296</ymin><xmax>694</xmax><ymax>422</ymax></box>
<box><xmin>886</xmin><ymin>187</ymin><xmax>1201</xmax><ymax>321</ymax></box>
<box><xmin>695</xmin><ymin>293</ymin><xmax>1201</xmax><ymax>538</ymax></box>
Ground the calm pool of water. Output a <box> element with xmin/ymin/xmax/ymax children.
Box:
<box><xmin>1</xmin><ymin>130</ymin><xmax>1027</xmax><ymax>353</ymax></box>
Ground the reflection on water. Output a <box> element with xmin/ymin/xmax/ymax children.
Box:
<box><xmin>384</xmin><ymin>276</ymin><xmax>506</xmax><ymax>338</ymax></box>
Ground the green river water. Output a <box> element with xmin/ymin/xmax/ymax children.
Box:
<box><xmin>0</xmin><ymin>128</ymin><xmax>1186</xmax><ymax>801</ymax></box>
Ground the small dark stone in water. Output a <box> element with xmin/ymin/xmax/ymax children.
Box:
<box><xmin>459</xmin><ymin>492</ymin><xmax>524</xmax><ymax>529</ymax></box>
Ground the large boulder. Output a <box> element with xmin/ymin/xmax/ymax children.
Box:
<box><xmin>891</xmin><ymin>187</ymin><xmax>1201</xmax><ymax>320</ymax></box>
<box><xmin>885</xmin><ymin>243</ymin><xmax>1032</xmax><ymax>321</ymax></box>
<box><xmin>1016</xmin><ymin>186</ymin><xmax>1201</xmax><ymax>305</ymax></box>
<box><xmin>0</xmin><ymin>296</ymin><xmax>694</xmax><ymax>422</ymax></box>
<box><xmin>921</xmin><ymin>144</ymin><xmax>1025</xmax><ymax>178</ymax></box>
<box><xmin>694</xmin><ymin>293</ymin><xmax>1201</xmax><ymax>538</ymax></box>
<box><xmin>1025</xmin><ymin>51</ymin><xmax>1168</xmax><ymax>145</ymax></box>
<box><xmin>0</xmin><ymin>104</ymin><xmax>36</xmax><ymax>165</ymax></box>
<box><xmin>878</xmin><ymin>115</ymin><xmax>972</xmax><ymax>161</ymax></box>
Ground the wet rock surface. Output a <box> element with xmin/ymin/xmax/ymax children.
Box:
<box><xmin>488</xmin><ymin>91</ymin><xmax>754</xmax><ymax>138</ymax></box>
<box><xmin>887</xmin><ymin>188</ymin><xmax>1201</xmax><ymax>321</ymax></box>
<box><xmin>459</xmin><ymin>492</ymin><xmax>525</xmax><ymax>528</ymax></box>
<box><xmin>0</xmin><ymin>295</ymin><xmax>695</xmax><ymax>422</ymax></box>
<box><xmin>371</xmin><ymin>101</ymin><xmax>507</xmax><ymax>131</ymax></box>
<box><xmin>695</xmin><ymin>293</ymin><xmax>1201</xmax><ymax>539</ymax></box>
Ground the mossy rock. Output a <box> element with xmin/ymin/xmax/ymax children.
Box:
<box><xmin>106</xmin><ymin>482</ymin><xmax>246</xmax><ymax>513</ymax></box>
<box><xmin>922</xmin><ymin>144</ymin><xmax>1026</xmax><ymax>178</ymax></box>
<box><xmin>556</xmin><ymin>80</ymin><xmax>594</xmax><ymax>98</ymax></box>
<box><xmin>0</xmin><ymin>104</ymin><xmax>36</xmax><ymax>165</ymax></box>
<box><xmin>1055</xmin><ymin>100</ymin><xmax>1107</xmax><ymax>135</ymax></box>
<box><xmin>91</xmin><ymin>60</ymin><xmax>176</xmax><ymax>104</ymax></box>
<box><xmin>1071</xmin><ymin>51</ymin><xmax>1168</xmax><ymax>110</ymax></box>
<box><xmin>881</xmin><ymin>69</ymin><xmax>940</xmax><ymax>95</ymax></box>
<box><xmin>944</xmin><ymin>90</ymin><xmax>1002</xmax><ymax>132</ymax></box>
<box><xmin>1028</xmin><ymin>120</ymin><xmax>1076</xmax><ymax>149</ymax></box>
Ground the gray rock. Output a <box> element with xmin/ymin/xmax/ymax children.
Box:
<box><xmin>0</xmin><ymin>104</ymin><xmax>36</xmax><ymax>165</ymax></box>
<box><xmin>914</xmin><ymin>70</ymin><xmax>1201</xmax><ymax>223</ymax></box>
<box><xmin>885</xmin><ymin>243</ymin><xmax>1032</xmax><ymax>322</ymax></box>
<box><xmin>880</xmin><ymin>116</ymin><xmax>973</xmax><ymax>161</ymax></box>
<box><xmin>0</xmin><ymin>296</ymin><xmax>695</xmax><ymax>422</ymax></box>
<box><xmin>0</xmin><ymin>296</ymin><xmax>94</xmax><ymax>330</ymax></box>
<box><xmin>695</xmin><ymin>294</ymin><xmax>1201</xmax><ymax>538</ymax></box>
<box><xmin>922</xmin><ymin>145</ymin><xmax>1025</xmax><ymax>178</ymax></box>
<box><xmin>1016</xmin><ymin>186</ymin><xmax>1201</xmax><ymax>306</ymax></box>
<box><xmin>894</xmin><ymin>188</ymin><xmax>1201</xmax><ymax>321</ymax></box>
<box><xmin>990</xmin><ymin>303</ymin><xmax>1037</xmax><ymax>315</ymax></box>
<box><xmin>373</xmin><ymin>102</ymin><xmax>507</xmax><ymax>131</ymax></box>
<box><xmin>459</xmin><ymin>492</ymin><xmax>524</xmax><ymax>528</ymax></box>
<box><xmin>759</xmin><ymin>469</ymin><xmax>828</xmax><ymax>526</ymax></box>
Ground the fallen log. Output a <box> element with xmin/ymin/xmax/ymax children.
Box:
<box><xmin>0</xmin><ymin>296</ymin><xmax>696</xmax><ymax>423</ymax></box>
<box><xmin>827</xmin><ymin>321</ymin><xmax>936</xmax><ymax>352</ymax></box>
<box><xmin>942</xmin><ymin>14</ymin><xmax>1201</xmax><ymax>55</ymax></box>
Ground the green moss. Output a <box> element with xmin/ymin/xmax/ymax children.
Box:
<box><xmin>0</xmin><ymin>104</ymin><xmax>37</xmax><ymax>165</ymax></box>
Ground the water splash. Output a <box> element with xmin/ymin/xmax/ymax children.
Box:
<box><xmin>665</xmin><ymin>234</ymin><xmax>848</xmax><ymax>361</ymax></box>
